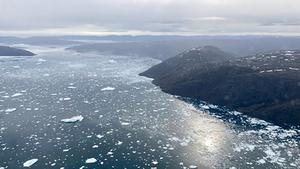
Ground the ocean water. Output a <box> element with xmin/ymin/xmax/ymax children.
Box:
<box><xmin>0</xmin><ymin>46</ymin><xmax>299</xmax><ymax>169</ymax></box>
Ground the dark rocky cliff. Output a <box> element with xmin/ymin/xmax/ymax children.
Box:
<box><xmin>140</xmin><ymin>46</ymin><xmax>300</xmax><ymax>127</ymax></box>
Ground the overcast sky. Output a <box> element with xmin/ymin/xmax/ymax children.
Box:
<box><xmin>1</xmin><ymin>0</ymin><xmax>300</xmax><ymax>36</ymax></box>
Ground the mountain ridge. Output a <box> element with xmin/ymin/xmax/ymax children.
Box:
<box><xmin>0</xmin><ymin>46</ymin><xmax>35</xmax><ymax>56</ymax></box>
<box><xmin>140</xmin><ymin>46</ymin><xmax>300</xmax><ymax>127</ymax></box>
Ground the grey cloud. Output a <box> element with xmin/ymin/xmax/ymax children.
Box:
<box><xmin>1</xmin><ymin>0</ymin><xmax>300</xmax><ymax>35</ymax></box>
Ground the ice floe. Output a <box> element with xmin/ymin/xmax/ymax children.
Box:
<box><xmin>92</xmin><ymin>145</ymin><xmax>99</xmax><ymax>148</ymax></box>
<box><xmin>189</xmin><ymin>165</ymin><xmax>198</xmax><ymax>169</ymax></box>
<box><xmin>152</xmin><ymin>161</ymin><xmax>159</xmax><ymax>165</ymax></box>
<box><xmin>96</xmin><ymin>134</ymin><xmax>104</xmax><ymax>139</ymax></box>
<box><xmin>85</xmin><ymin>158</ymin><xmax>97</xmax><ymax>164</ymax></box>
<box><xmin>61</xmin><ymin>115</ymin><xmax>84</xmax><ymax>123</ymax></box>
<box><xmin>37</xmin><ymin>58</ymin><xmax>47</xmax><ymax>62</ymax></box>
<box><xmin>5</xmin><ymin>108</ymin><xmax>17</xmax><ymax>113</ymax></box>
<box><xmin>121</xmin><ymin>122</ymin><xmax>130</xmax><ymax>126</ymax></box>
<box><xmin>11</xmin><ymin>93</ymin><xmax>23</xmax><ymax>97</ymax></box>
<box><xmin>108</xmin><ymin>59</ymin><xmax>116</xmax><ymax>63</ymax></box>
<box><xmin>101</xmin><ymin>87</ymin><xmax>115</xmax><ymax>91</ymax></box>
<box><xmin>23</xmin><ymin>159</ymin><xmax>38</xmax><ymax>167</ymax></box>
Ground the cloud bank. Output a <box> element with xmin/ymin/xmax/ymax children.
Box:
<box><xmin>1</xmin><ymin>0</ymin><xmax>300</xmax><ymax>36</ymax></box>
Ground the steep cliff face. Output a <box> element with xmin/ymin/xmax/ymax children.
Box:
<box><xmin>141</xmin><ymin>47</ymin><xmax>300</xmax><ymax>127</ymax></box>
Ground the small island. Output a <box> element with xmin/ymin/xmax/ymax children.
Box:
<box><xmin>141</xmin><ymin>46</ymin><xmax>300</xmax><ymax>127</ymax></box>
<box><xmin>0</xmin><ymin>46</ymin><xmax>35</xmax><ymax>56</ymax></box>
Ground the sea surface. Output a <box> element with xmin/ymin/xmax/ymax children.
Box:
<box><xmin>0</xmin><ymin>45</ymin><xmax>299</xmax><ymax>169</ymax></box>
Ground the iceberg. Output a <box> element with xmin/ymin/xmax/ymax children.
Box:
<box><xmin>101</xmin><ymin>87</ymin><xmax>115</xmax><ymax>91</ymax></box>
<box><xmin>85</xmin><ymin>158</ymin><xmax>97</xmax><ymax>164</ymax></box>
<box><xmin>61</xmin><ymin>115</ymin><xmax>84</xmax><ymax>123</ymax></box>
<box><xmin>5</xmin><ymin>108</ymin><xmax>17</xmax><ymax>113</ymax></box>
<box><xmin>23</xmin><ymin>159</ymin><xmax>38</xmax><ymax>167</ymax></box>
<box><xmin>11</xmin><ymin>93</ymin><xmax>23</xmax><ymax>97</ymax></box>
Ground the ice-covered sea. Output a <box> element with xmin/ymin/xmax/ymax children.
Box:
<box><xmin>0</xmin><ymin>46</ymin><xmax>299</xmax><ymax>169</ymax></box>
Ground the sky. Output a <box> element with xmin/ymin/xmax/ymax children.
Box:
<box><xmin>1</xmin><ymin>0</ymin><xmax>300</xmax><ymax>36</ymax></box>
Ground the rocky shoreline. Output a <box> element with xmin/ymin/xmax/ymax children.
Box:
<box><xmin>141</xmin><ymin>46</ymin><xmax>300</xmax><ymax>127</ymax></box>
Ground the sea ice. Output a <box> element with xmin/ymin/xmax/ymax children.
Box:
<box><xmin>5</xmin><ymin>108</ymin><xmax>17</xmax><ymax>113</ymax></box>
<box><xmin>96</xmin><ymin>134</ymin><xmax>104</xmax><ymax>139</ymax></box>
<box><xmin>108</xmin><ymin>59</ymin><xmax>116</xmax><ymax>63</ymax></box>
<box><xmin>23</xmin><ymin>159</ymin><xmax>38</xmax><ymax>167</ymax></box>
<box><xmin>201</xmin><ymin>105</ymin><xmax>210</xmax><ymax>109</ymax></box>
<box><xmin>92</xmin><ymin>145</ymin><xmax>99</xmax><ymax>148</ymax></box>
<box><xmin>85</xmin><ymin>158</ymin><xmax>97</xmax><ymax>164</ymax></box>
<box><xmin>101</xmin><ymin>87</ymin><xmax>115</xmax><ymax>91</ymax></box>
<box><xmin>116</xmin><ymin>141</ymin><xmax>123</xmax><ymax>145</ymax></box>
<box><xmin>37</xmin><ymin>58</ymin><xmax>47</xmax><ymax>62</ymax></box>
<box><xmin>189</xmin><ymin>165</ymin><xmax>198</xmax><ymax>169</ymax></box>
<box><xmin>11</xmin><ymin>93</ymin><xmax>23</xmax><ymax>97</ymax></box>
<box><xmin>61</xmin><ymin>115</ymin><xmax>84</xmax><ymax>123</ymax></box>
<box><xmin>257</xmin><ymin>159</ymin><xmax>266</xmax><ymax>164</ymax></box>
<box><xmin>152</xmin><ymin>161</ymin><xmax>159</xmax><ymax>165</ymax></box>
<box><xmin>107</xmin><ymin>151</ymin><xmax>114</xmax><ymax>155</ymax></box>
<box><xmin>121</xmin><ymin>122</ymin><xmax>130</xmax><ymax>126</ymax></box>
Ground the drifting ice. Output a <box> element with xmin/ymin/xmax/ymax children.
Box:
<box><xmin>61</xmin><ymin>115</ymin><xmax>84</xmax><ymax>123</ymax></box>
<box><xmin>23</xmin><ymin>159</ymin><xmax>38</xmax><ymax>167</ymax></box>
<box><xmin>85</xmin><ymin>158</ymin><xmax>97</xmax><ymax>163</ymax></box>
<box><xmin>101</xmin><ymin>87</ymin><xmax>115</xmax><ymax>91</ymax></box>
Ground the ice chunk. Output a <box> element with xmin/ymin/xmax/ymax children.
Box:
<box><xmin>189</xmin><ymin>165</ymin><xmax>198</xmax><ymax>169</ymax></box>
<box><xmin>107</xmin><ymin>151</ymin><xmax>114</xmax><ymax>155</ymax></box>
<box><xmin>13</xmin><ymin>65</ymin><xmax>20</xmax><ymax>69</ymax></box>
<box><xmin>101</xmin><ymin>87</ymin><xmax>115</xmax><ymax>91</ymax></box>
<box><xmin>92</xmin><ymin>145</ymin><xmax>99</xmax><ymax>148</ymax></box>
<box><xmin>289</xmin><ymin>67</ymin><xmax>300</xmax><ymax>71</ymax></box>
<box><xmin>96</xmin><ymin>134</ymin><xmax>104</xmax><ymax>139</ymax></box>
<box><xmin>121</xmin><ymin>122</ymin><xmax>130</xmax><ymax>126</ymax></box>
<box><xmin>5</xmin><ymin>108</ymin><xmax>17</xmax><ymax>113</ymax></box>
<box><xmin>108</xmin><ymin>59</ymin><xmax>116</xmax><ymax>63</ymax></box>
<box><xmin>257</xmin><ymin>159</ymin><xmax>266</xmax><ymax>164</ymax></box>
<box><xmin>11</xmin><ymin>93</ymin><xmax>23</xmax><ymax>97</ymax></box>
<box><xmin>152</xmin><ymin>161</ymin><xmax>159</xmax><ymax>165</ymax></box>
<box><xmin>23</xmin><ymin>159</ymin><xmax>38</xmax><ymax>167</ymax></box>
<box><xmin>38</xmin><ymin>58</ymin><xmax>47</xmax><ymax>62</ymax></box>
<box><xmin>61</xmin><ymin>115</ymin><xmax>83</xmax><ymax>123</ymax></box>
<box><xmin>85</xmin><ymin>158</ymin><xmax>97</xmax><ymax>164</ymax></box>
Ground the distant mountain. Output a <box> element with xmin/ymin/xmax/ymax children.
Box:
<box><xmin>0</xmin><ymin>36</ymin><xmax>82</xmax><ymax>46</ymax></box>
<box><xmin>67</xmin><ymin>41</ymin><xmax>202</xmax><ymax>60</ymax></box>
<box><xmin>67</xmin><ymin>36</ymin><xmax>300</xmax><ymax>60</ymax></box>
<box><xmin>0</xmin><ymin>46</ymin><xmax>35</xmax><ymax>56</ymax></box>
<box><xmin>3</xmin><ymin>35</ymin><xmax>300</xmax><ymax>59</ymax></box>
<box><xmin>141</xmin><ymin>46</ymin><xmax>300</xmax><ymax>127</ymax></box>
<box><xmin>141</xmin><ymin>46</ymin><xmax>235</xmax><ymax>81</ymax></box>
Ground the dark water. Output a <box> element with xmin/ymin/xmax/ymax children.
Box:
<box><xmin>0</xmin><ymin>45</ymin><xmax>299</xmax><ymax>169</ymax></box>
